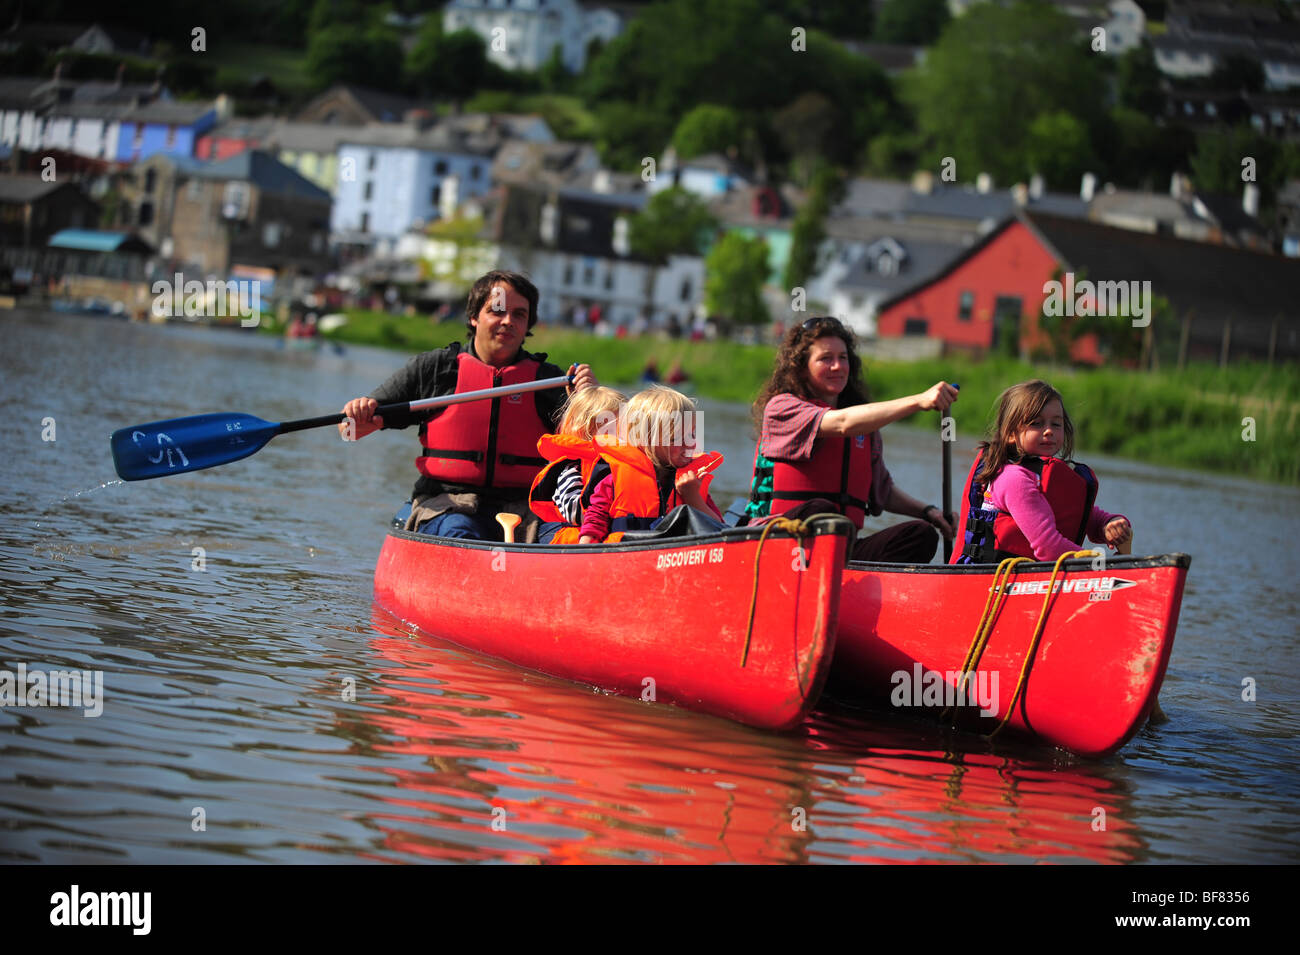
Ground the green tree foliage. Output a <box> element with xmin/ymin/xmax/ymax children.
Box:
<box><xmin>1190</xmin><ymin>126</ymin><xmax>1284</xmax><ymax>206</ymax></box>
<box><xmin>783</xmin><ymin>165</ymin><xmax>844</xmax><ymax>291</ymax></box>
<box><xmin>308</xmin><ymin>0</ymin><xmax>369</xmax><ymax>36</ymax></box>
<box><xmin>874</xmin><ymin>0</ymin><xmax>950</xmax><ymax>45</ymax></box>
<box><xmin>307</xmin><ymin>24</ymin><xmax>405</xmax><ymax>90</ymax></box>
<box><xmin>1116</xmin><ymin>43</ymin><xmax>1165</xmax><ymax>115</ymax></box>
<box><xmin>766</xmin><ymin>0</ymin><xmax>874</xmax><ymax>40</ymax></box>
<box><xmin>1097</xmin><ymin>108</ymin><xmax>1195</xmax><ymax>190</ymax></box>
<box><xmin>705</xmin><ymin>232</ymin><xmax>772</xmax><ymax>325</ymax></box>
<box><xmin>594</xmin><ymin>102</ymin><xmax>675</xmax><ymax>172</ymax></box>
<box><xmin>583</xmin><ymin>0</ymin><xmax>893</xmax><ymax>169</ymax></box>
<box><xmin>628</xmin><ymin>187</ymin><xmax>718</xmax><ymax>262</ymax></box>
<box><xmin>671</xmin><ymin>105</ymin><xmax>744</xmax><ymax>161</ymax></box>
<box><xmin>407</xmin><ymin>25</ymin><xmax>492</xmax><ymax>101</ymax></box>
<box><xmin>1025</xmin><ymin>111</ymin><xmax>1096</xmax><ymax>192</ymax></box>
<box><xmin>903</xmin><ymin>1</ymin><xmax>1107</xmax><ymax>186</ymax></box>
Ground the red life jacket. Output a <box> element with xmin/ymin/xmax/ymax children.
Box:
<box><xmin>416</xmin><ymin>350</ymin><xmax>549</xmax><ymax>489</ymax></box>
<box><xmin>748</xmin><ymin>400</ymin><xmax>873</xmax><ymax>527</ymax></box>
<box><xmin>951</xmin><ymin>452</ymin><xmax>1099</xmax><ymax>564</ymax></box>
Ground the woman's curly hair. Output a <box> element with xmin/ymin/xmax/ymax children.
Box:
<box><xmin>752</xmin><ymin>316</ymin><xmax>871</xmax><ymax>434</ymax></box>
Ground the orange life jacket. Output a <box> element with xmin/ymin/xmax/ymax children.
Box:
<box><xmin>582</xmin><ymin>438</ymin><xmax>723</xmax><ymax>542</ymax></box>
<box><xmin>416</xmin><ymin>350</ymin><xmax>549</xmax><ymax>489</ymax></box>
<box><xmin>951</xmin><ymin>452</ymin><xmax>1099</xmax><ymax>564</ymax></box>
<box><xmin>528</xmin><ymin>433</ymin><xmax>606</xmax><ymax>544</ymax></box>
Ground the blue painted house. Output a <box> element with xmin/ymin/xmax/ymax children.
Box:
<box><xmin>115</xmin><ymin>100</ymin><xmax>217</xmax><ymax>163</ymax></box>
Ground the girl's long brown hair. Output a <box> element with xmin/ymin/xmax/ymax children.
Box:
<box><xmin>752</xmin><ymin>317</ymin><xmax>871</xmax><ymax>434</ymax></box>
<box><xmin>977</xmin><ymin>379</ymin><xmax>1075</xmax><ymax>484</ymax></box>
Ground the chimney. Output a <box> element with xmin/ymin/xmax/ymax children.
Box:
<box><xmin>1012</xmin><ymin>182</ymin><xmax>1029</xmax><ymax>206</ymax></box>
<box><xmin>440</xmin><ymin>175</ymin><xmax>459</xmax><ymax>221</ymax></box>
<box><xmin>911</xmin><ymin>169</ymin><xmax>935</xmax><ymax>195</ymax></box>
<box><xmin>1081</xmin><ymin>172</ymin><xmax>1097</xmax><ymax>203</ymax></box>
<box><xmin>1243</xmin><ymin>182</ymin><xmax>1260</xmax><ymax>218</ymax></box>
<box><xmin>592</xmin><ymin>169</ymin><xmax>611</xmax><ymax>193</ymax></box>
<box><xmin>1029</xmin><ymin>173</ymin><xmax>1044</xmax><ymax>200</ymax></box>
<box><xmin>1170</xmin><ymin>172</ymin><xmax>1187</xmax><ymax>200</ymax></box>
<box><xmin>976</xmin><ymin>172</ymin><xmax>992</xmax><ymax>194</ymax></box>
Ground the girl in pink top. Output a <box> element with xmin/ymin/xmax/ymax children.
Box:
<box><xmin>977</xmin><ymin>380</ymin><xmax>1132</xmax><ymax>560</ymax></box>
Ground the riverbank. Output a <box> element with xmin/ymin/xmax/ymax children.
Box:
<box><xmin>319</xmin><ymin>309</ymin><xmax>1300</xmax><ymax>485</ymax></box>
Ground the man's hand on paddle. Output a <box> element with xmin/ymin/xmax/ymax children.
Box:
<box><xmin>340</xmin><ymin>397</ymin><xmax>383</xmax><ymax>441</ymax></box>
<box><xmin>567</xmin><ymin>363</ymin><xmax>597</xmax><ymax>394</ymax></box>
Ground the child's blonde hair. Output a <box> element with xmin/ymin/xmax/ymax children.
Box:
<box><xmin>559</xmin><ymin>386</ymin><xmax>626</xmax><ymax>440</ymax></box>
<box><xmin>977</xmin><ymin>379</ymin><xmax>1075</xmax><ymax>484</ymax></box>
<box><xmin>626</xmin><ymin>385</ymin><xmax>697</xmax><ymax>466</ymax></box>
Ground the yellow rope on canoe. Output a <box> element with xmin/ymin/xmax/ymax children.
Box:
<box><xmin>988</xmin><ymin>549</ymin><xmax>1096</xmax><ymax>740</ymax></box>
<box><xmin>741</xmin><ymin>516</ymin><xmax>811</xmax><ymax>668</ymax></box>
<box><xmin>941</xmin><ymin>556</ymin><xmax>1030</xmax><ymax>723</ymax></box>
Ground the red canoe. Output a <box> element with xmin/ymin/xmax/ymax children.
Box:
<box><xmin>832</xmin><ymin>553</ymin><xmax>1191</xmax><ymax>757</ymax></box>
<box><xmin>372</xmin><ymin>515</ymin><xmax>855</xmax><ymax>730</ymax></box>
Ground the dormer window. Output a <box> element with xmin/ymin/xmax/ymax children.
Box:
<box><xmin>877</xmin><ymin>252</ymin><xmax>896</xmax><ymax>276</ymax></box>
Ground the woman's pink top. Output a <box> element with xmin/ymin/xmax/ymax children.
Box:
<box><xmin>984</xmin><ymin>462</ymin><xmax>1123</xmax><ymax>560</ymax></box>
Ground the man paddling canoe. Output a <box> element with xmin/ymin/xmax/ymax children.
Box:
<box><xmin>340</xmin><ymin>270</ymin><xmax>597</xmax><ymax>541</ymax></box>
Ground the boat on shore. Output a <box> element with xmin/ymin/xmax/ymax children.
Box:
<box><xmin>372</xmin><ymin>514</ymin><xmax>855</xmax><ymax>730</ymax></box>
<box><xmin>832</xmin><ymin>553</ymin><xmax>1190</xmax><ymax>757</ymax></box>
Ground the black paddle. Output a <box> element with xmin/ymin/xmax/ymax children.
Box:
<box><xmin>942</xmin><ymin>383</ymin><xmax>960</xmax><ymax>563</ymax></box>
<box><xmin>110</xmin><ymin>373</ymin><xmax>574</xmax><ymax>481</ymax></box>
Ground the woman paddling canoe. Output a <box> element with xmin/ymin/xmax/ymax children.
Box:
<box><xmin>745</xmin><ymin>315</ymin><xmax>959</xmax><ymax>563</ymax></box>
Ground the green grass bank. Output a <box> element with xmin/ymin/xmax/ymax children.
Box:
<box><xmin>320</xmin><ymin>309</ymin><xmax>1300</xmax><ymax>485</ymax></box>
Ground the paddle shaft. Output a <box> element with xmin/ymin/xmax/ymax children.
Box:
<box><xmin>283</xmin><ymin>373</ymin><xmax>575</xmax><ymax>435</ymax></box>
<box><xmin>941</xmin><ymin>385</ymin><xmax>958</xmax><ymax>563</ymax></box>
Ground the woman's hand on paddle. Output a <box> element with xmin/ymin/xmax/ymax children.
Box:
<box><xmin>1104</xmin><ymin>517</ymin><xmax>1132</xmax><ymax>549</ymax></box>
<box><xmin>340</xmin><ymin>397</ymin><xmax>383</xmax><ymax>440</ymax></box>
<box><xmin>917</xmin><ymin>381</ymin><xmax>959</xmax><ymax>413</ymax></box>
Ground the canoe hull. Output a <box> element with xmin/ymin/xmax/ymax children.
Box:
<box><xmin>834</xmin><ymin>554</ymin><xmax>1190</xmax><ymax>757</ymax></box>
<box><xmin>373</xmin><ymin>518</ymin><xmax>853</xmax><ymax>730</ymax></box>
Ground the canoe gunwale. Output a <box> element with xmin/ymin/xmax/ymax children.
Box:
<box><xmin>845</xmin><ymin>552</ymin><xmax>1191</xmax><ymax>574</ymax></box>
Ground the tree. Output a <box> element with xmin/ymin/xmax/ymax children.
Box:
<box><xmin>1025</xmin><ymin>111</ymin><xmax>1096</xmax><ymax>192</ymax></box>
<box><xmin>1116</xmin><ymin>43</ymin><xmax>1165</xmax><ymax>116</ymax></box>
<box><xmin>672</xmin><ymin>105</ymin><xmax>744</xmax><ymax>161</ymax></box>
<box><xmin>1189</xmin><ymin>125</ymin><xmax>1282</xmax><ymax>206</ymax></box>
<box><xmin>783</xmin><ymin>165</ymin><xmax>844</xmax><ymax>290</ymax></box>
<box><xmin>903</xmin><ymin>1</ymin><xmax>1107</xmax><ymax>186</ymax></box>
<box><xmin>705</xmin><ymin>232</ymin><xmax>771</xmax><ymax>325</ymax></box>
<box><xmin>407</xmin><ymin>27</ymin><xmax>491</xmax><ymax>101</ymax></box>
<box><xmin>629</xmin><ymin>188</ymin><xmax>718</xmax><ymax>261</ymax></box>
<box><xmin>874</xmin><ymin>0</ymin><xmax>950</xmax><ymax>45</ymax></box>
<box><xmin>307</xmin><ymin>25</ymin><xmax>405</xmax><ymax>91</ymax></box>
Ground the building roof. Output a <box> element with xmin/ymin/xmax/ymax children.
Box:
<box><xmin>904</xmin><ymin>185</ymin><xmax>1015</xmax><ymax>224</ymax></box>
<box><xmin>48</xmin><ymin>228</ymin><xmax>152</xmax><ymax>253</ymax></box>
<box><xmin>337</xmin><ymin>121</ymin><xmax>499</xmax><ymax>156</ymax></box>
<box><xmin>295</xmin><ymin>84</ymin><xmax>424</xmax><ymax>125</ymax></box>
<box><xmin>195</xmin><ymin>150</ymin><xmax>331</xmax><ymax>202</ymax></box>
<box><xmin>0</xmin><ymin>173</ymin><xmax>62</xmax><ymax>203</ymax></box>
<box><xmin>836</xmin><ymin>236</ymin><xmax>969</xmax><ymax>297</ymax></box>
<box><xmin>264</xmin><ymin>121</ymin><xmax>353</xmax><ymax>154</ymax></box>
<box><xmin>120</xmin><ymin>100</ymin><xmax>216</xmax><ymax>126</ymax></box>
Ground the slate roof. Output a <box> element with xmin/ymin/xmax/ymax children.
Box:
<box><xmin>835</xmin><ymin>236</ymin><xmax>970</xmax><ymax>296</ymax></box>
<box><xmin>120</xmin><ymin>101</ymin><xmax>215</xmax><ymax>126</ymax></box>
<box><xmin>194</xmin><ymin>150</ymin><xmax>330</xmax><ymax>203</ymax></box>
<box><xmin>0</xmin><ymin>173</ymin><xmax>62</xmax><ymax>202</ymax></box>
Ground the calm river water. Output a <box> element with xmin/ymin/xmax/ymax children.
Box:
<box><xmin>1</xmin><ymin>309</ymin><xmax>1297</xmax><ymax>864</ymax></box>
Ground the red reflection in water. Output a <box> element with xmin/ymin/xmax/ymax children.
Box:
<box><xmin>352</xmin><ymin>606</ymin><xmax>1142</xmax><ymax>864</ymax></box>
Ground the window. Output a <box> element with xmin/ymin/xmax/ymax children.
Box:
<box><xmin>680</xmin><ymin>278</ymin><xmax>692</xmax><ymax>302</ymax></box>
<box><xmin>364</xmin><ymin>181</ymin><xmax>373</xmax><ymax>200</ymax></box>
<box><xmin>263</xmin><ymin>222</ymin><xmax>281</xmax><ymax>247</ymax></box>
<box><xmin>360</xmin><ymin>212</ymin><xmax>370</xmax><ymax>234</ymax></box>
<box><xmin>470</xmin><ymin>164</ymin><xmax>481</xmax><ymax>180</ymax></box>
<box><xmin>958</xmin><ymin>291</ymin><xmax>974</xmax><ymax>322</ymax></box>
<box><xmin>165</xmin><ymin>126</ymin><xmax>176</xmax><ymax>148</ymax></box>
<box><xmin>434</xmin><ymin>159</ymin><xmax>448</xmax><ymax>175</ymax></box>
<box><xmin>138</xmin><ymin>201</ymin><xmax>154</xmax><ymax>226</ymax></box>
<box><xmin>144</xmin><ymin>169</ymin><xmax>157</xmax><ymax>194</ymax></box>
<box><xmin>903</xmin><ymin>318</ymin><xmax>929</xmax><ymax>337</ymax></box>
<box><xmin>431</xmin><ymin>184</ymin><xmax>441</xmax><ymax>206</ymax></box>
<box><xmin>604</xmin><ymin>268</ymin><xmax>613</xmax><ymax>290</ymax></box>
<box><xmin>563</xmin><ymin>261</ymin><xmax>574</xmax><ymax>285</ymax></box>
<box><xmin>583</xmin><ymin>263</ymin><xmax>594</xmax><ymax>285</ymax></box>
<box><xmin>367</xmin><ymin>152</ymin><xmax>376</xmax><ymax>171</ymax></box>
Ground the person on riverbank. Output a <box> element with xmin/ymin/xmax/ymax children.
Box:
<box><xmin>529</xmin><ymin>386</ymin><xmax>627</xmax><ymax>544</ymax></box>
<box><xmin>951</xmin><ymin>379</ymin><xmax>1131</xmax><ymax>563</ymax></box>
<box><xmin>746</xmin><ymin>316</ymin><xmax>958</xmax><ymax>563</ymax></box>
<box><xmin>578</xmin><ymin>385</ymin><xmax>723</xmax><ymax>543</ymax></box>
<box><xmin>339</xmin><ymin>270</ymin><xmax>597</xmax><ymax>541</ymax></box>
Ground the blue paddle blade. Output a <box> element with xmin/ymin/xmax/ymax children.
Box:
<box><xmin>110</xmin><ymin>412</ymin><xmax>280</xmax><ymax>481</ymax></box>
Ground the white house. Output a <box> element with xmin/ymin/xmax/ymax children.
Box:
<box><xmin>442</xmin><ymin>0</ymin><xmax>624</xmax><ymax>73</ymax></box>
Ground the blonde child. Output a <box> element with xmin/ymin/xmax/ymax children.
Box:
<box><xmin>951</xmin><ymin>379</ymin><xmax>1131</xmax><ymax>564</ymax></box>
<box><xmin>579</xmin><ymin>385</ymin><xmax>723</xmax><ymax>544</ymax></box>
<box><xmin>528</xmin><ymin>386</ymin><xmax>626</xmax><ymax>544</ymax></box>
